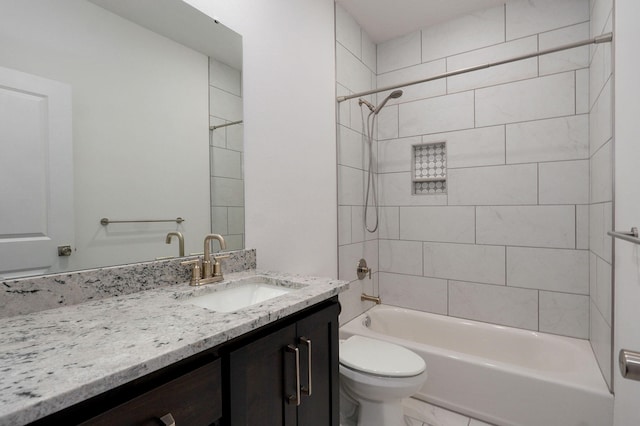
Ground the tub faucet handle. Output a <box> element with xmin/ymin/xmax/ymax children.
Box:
<box><xmin>357</xmin><ymin>258</ymin><xmax>371</xmax><ymax>280</ymax></box>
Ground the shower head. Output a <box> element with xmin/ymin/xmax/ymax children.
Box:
<box><xmin>373</xmin><ymin>89</ymin><xmax>403</xmax><ymax>115</ymax></box>
<box><xmin>358</xmin><ymin>98</ymin><xmax>375</xmax><ymax>112</ymax></box>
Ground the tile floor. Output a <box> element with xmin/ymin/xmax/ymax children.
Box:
<box><xmin>402</xmin><ymin>397</ymin><xmax>495</xmax><ymax>426</ymax></box>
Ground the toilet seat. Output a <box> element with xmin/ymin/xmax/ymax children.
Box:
<box><xmin>339</xmin><ymin>335</ymin><xmax>425</xmax><ymax>377</ymax></box>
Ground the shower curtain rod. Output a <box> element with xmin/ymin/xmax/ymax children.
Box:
<box><xmin>209</xmin><ymin>120</ymin><xmax>243</xmax><ymax>130</ymax></box>
<box><xmin>337</xmin><ymin>32</ymin><xmax>613</xmax><ymax>103</ymax></box>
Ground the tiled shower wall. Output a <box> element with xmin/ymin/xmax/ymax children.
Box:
<box><xmin>336</xmin><ymin>0</ymin><xmax>609</xmax><ymax>341</ymax></box>
<box><xmin>589</xmin><ymin>0</ymin><xmax>613</xmax><ymax>389</ymax></box>
<box><xmin>209</xmin><ymin>58</ymin><xmax>244</xmax><ymax>250</ymax></box>
<box><xmin>375</xmin><ymin>0</ymin><xmax>591</xmax><ymax>339</ymax></box>
<box><xmin>335</xmin><ymin>4</ymin><xmax>381</xmax><ymax>324</ymax></box>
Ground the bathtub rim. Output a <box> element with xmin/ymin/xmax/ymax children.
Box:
<box><xmin>340</xmin><ymin>304</ymin><xmax>612</xmax><ymax>398</ymax></box>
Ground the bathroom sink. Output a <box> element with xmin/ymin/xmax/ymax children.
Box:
<box><xmin>181</xmin><ymin>277</ymin><xmax>300</xmax><ymax>312</ymax></box>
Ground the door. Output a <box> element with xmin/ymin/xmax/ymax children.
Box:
<box><xmin>613</xmin><ymin>1</ymin><xmax>640</xmax><ymax>424</ymax></box>
<box><xmin>228</xmin><ymin>323</ymin><xmax>298</xmax><ymax>426</ymax></box>
<box><xmin>0</xmin><ymin>66</ymin><xmax>73</xmax><ymax>278</ymax></box>
<box><xmin>296</xmin><ymin>303</ymin><xmax>340</xmax><ymax>426</ymax></box>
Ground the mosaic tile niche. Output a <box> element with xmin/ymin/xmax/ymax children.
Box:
<box><xmin>413</xmin><ymin>142</ymin><xmax>447</xmax><ymax>194</ymax></box>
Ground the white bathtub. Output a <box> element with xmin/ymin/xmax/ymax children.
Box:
<box><xmin>339</xmin><ymin>305</ymin><xmax>613</xmax><ymax>426</ymax></box>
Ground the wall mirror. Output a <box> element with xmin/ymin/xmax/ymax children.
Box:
<box><xmin>0</xmin><ymin>0</ymin><xmax>243</xmax><ymax>279</ymax></box>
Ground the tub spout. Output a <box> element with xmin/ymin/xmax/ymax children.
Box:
<box><xmin>361</xmin><ymin>293</ymin><xmax>381</xmax><ymax>304</ymax></box>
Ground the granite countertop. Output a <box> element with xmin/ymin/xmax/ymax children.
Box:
<box><xmin>0</xmin><ymin>270</ymin><xmax>349</xmax><ymax>425</ymax></box>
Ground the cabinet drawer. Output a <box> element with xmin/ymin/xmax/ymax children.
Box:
<box><xmin>81</xmin><ymin>359</ymin><xmax>222</xmax><ymax>426</ymax></box>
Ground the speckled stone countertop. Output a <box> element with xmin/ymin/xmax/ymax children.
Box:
<box><xmin>0</xmin><ymin>270</ymin><xmax>349</xmax><ymax>425</ymax></box>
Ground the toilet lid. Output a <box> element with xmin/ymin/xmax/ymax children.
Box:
<box><xmin>339</xmin><ymin>335</ymin><xmax>426</xmax><ymax>377</ymax></box>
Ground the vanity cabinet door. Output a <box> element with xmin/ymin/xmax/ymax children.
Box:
<box><xmin>80</xmin><ymin>359</ymin><xmax>222</xmax><ymax>426</ymax></box>
<box><xmin>228</xmin><ymin>323</ymin><xmax>298</xmax><ymax>426</ymax></box>
<box><xmin>296</xmin><ymin>303</ymin><xmax>340</xmax><ymax>426</ymax></box>
<box><xmin>227</xmin><ymin>301</ymin><xmax>340</xmax><ymax>426</ymax></box>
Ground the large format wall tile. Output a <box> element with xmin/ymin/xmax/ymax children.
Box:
<box><xmin>447</xmin><ymin>36</ymin><xmax>538</xmax><ymax>93</ymax></box>
<box><xmin>421</xmin><ymin>6</ymin><xmax>505</xmax><ymax>63</ymax></box>
<box><xmin>378</xmin><ymin>136</ymin><xmax>421</xmax><ymax>173</ymax></box>
<box><xmin>379</xmin><ymin>239</ymin><xmax>423</xmax><ymax>275</ymax></box>
<box><xmin>426</xmin><ymin>126</ymin><xmax>505</xmax><ymax>169</ymax></box>
<box><xmin>590</xmin><ymin>140</ymin><xmax>613</xmax><ymax>204</ymax></box>
<box><xmin>506</xmin><ymin>0</ymin><xmax>590</xmax><ymax>40</ymax></box>
<box><xmin>211</xmin><ymin>177</ymin><xmax>244</xmax><ymax>207</ymax></box>
<box><xmin>337</xmin><ymin>43</ymin><xmax>374</xmax><ymax>94</ymax></box>
<box><xmin>476</xmin><ymin>205</ymin><xmax>575</xmax><ymax>248</ymax></box>
<box><xmin>209</xmin><ymin>58</ymin><xmax>241</xmax><ymax>97</ymax></box>
<box><xmin>424</xmin><ymin>242</ymin><xmax>505</xmax><ymax>285</ymax></box>
<box><xmin>507</xmin><ymin>247</ymin><xmax>589</xmax><ymax>293</ymax></box>
<box><xmin>538</xmin><ymin>160</ymin><xmax>589</xmax><ymax>205</ymax></box>
<box><xmin>399</xmin><ymin>92</ymin><xmax>474</xmax><ymax>137</ymax></box>
<box><xmin>379</xmin><ymin>272</ymin><xmax>448</xmax><ymax>314</ymax></box>
<box><xmin>377</xmin><ymin>60</ymin><xmax>446</xmax><ymax>104</ymax></box>
<box><xmin>506</xmin><ymin>115</ymin><xmax>588</xmax><ymax>164</ymax></box>
<box><xmin>475</xmin><ymin>72</ymin><xmax>575</xmax><ymax>126</ymax></box>
<box><xmin>400</xmin><ymin>206</ymin><xmax>475</xmax><ymax>243</ymax></box>
<box><xmin>377</xmin><ymin>30</ymin><xmax>421</xmax><ymax>74</ymax></box>
<box><xmin>448</xmin><ymin>164</ymin><xmax>538</xmax><ymax>206</ymax></box>
<box><xmin>335</xmin><ymin>4</ymin><xmax>362</xmax><ymax>59</ymax></box>
<box><xmin>209</xmin><ymin>86</ymin><xmax>242</xmax><ymax>122</ymax></box>
<box><xmin>449</xmin><ymin>281</ymin><xmax>538</xmax><ymax>330</ymax></box>
<box><xmin>539</xmin><ymin>291</ymin><xmax>589</xmax><ymax>338</ymax></box>
<box><xmin>538</xmin><ymin>22</ymin><xmax>590</xmax><ymax>75</ymax></box>
<box><xmin>589</xmin><ymin>79</ymin><xmax>612</xmax><ymax>155</ymax></box>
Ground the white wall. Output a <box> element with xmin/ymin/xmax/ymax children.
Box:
<box><xmin>184</xmin><ymin>0</ymin><xmax>338</xmax><ymax>278</ymax></box>
<box><xmin>613</xmin><ymin>0</ymin><xmax>640</xmax><ymax>423</ymax></box>
<box><xmin>0</xmin><ymin>0</ymin><xmax>210</xmax><ymax>272</ymax></box>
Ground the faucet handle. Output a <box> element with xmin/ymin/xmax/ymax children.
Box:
<box><xmin>212</xmin><ymin>254</ymin><xmax>230</xmax><ymax>277</ymax></box>
<box><xmin>181</xmin><ymin>258</ymin><xmax>202</xmax><ymax>286</ymax></box>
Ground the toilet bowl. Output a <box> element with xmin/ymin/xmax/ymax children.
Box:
<box><xmin>339</xmin><ymin>335</ymin><xmax>427</xmax><ymax>426</ymax></box>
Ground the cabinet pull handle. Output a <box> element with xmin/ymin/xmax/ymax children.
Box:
<box><xmin>159</xmin><ymin>413</ymin><xmax>176</xmax><ymax>426</ymax></box>
<box><xmin>286</xmin><ymin>344</ymin><xmax>301</xmax><ymax>406</ymax></box>
<box><xmin>300</xmin><ymin>337</ymin><xmax>312</xmax><ymax>396</ymax></box>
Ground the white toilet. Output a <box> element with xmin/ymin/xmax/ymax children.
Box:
<box><xmin>339</xmin><ymin>335</ymin><xmax>427</xmax><ymax>426</ymax></box>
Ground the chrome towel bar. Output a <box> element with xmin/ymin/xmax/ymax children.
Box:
<box><xmin>608</xmin><ymin>227</ymin><xmax>640</xmax><ymax>245</ymax></box>
<box><xmin>100</xmin><ymin>217</ymin><xmax>185</xmax><ymax>225</ymax></box>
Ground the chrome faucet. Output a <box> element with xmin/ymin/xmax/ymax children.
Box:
<box><xmin>165</xmin><ymin>232</ymin><xmax>184</xmax><ymax>257</ymax></box>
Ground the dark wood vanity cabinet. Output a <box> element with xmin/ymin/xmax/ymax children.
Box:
<box><xmin>29</xmin><ymin>299</ymin><xmax>339</xmax><ymax>426</ymax></box>
<box><xmin>227</xmin><ymin>301</ymin><xmax>340</xmax><ymax>426</ymax></box>
<box><xmin>80</xmin><ymin>360</ymin><xmax>222</xmax><ymax>426</ymax></box>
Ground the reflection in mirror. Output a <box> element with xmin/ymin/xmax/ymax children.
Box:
<box><xmin>0</xmin><ymin>0</ymin><xmax>243</xmax><ymax>279</ymax></box>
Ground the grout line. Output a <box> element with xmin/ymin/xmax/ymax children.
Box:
<box><xmin>420</xmin><ymin>29</ymin><xmax>423</xmax><ymax>64</ymax></box>
<box><xmin>537</xmin><ymin>290</ymin><xmax>540</xmax><ymax>332</ymax></box>
<box><xmin>504</xmin><ymin>124</ymin><xmax>507</xmax><ymax>164</ymax></box>
<box><xmin>536</xmin><ymin>34</ymin><xmax>540</xmax><ymax>76</ymax></box>
<box><xmin>473</xmin><ymin>90</ymin><xmax>476</xmax><ymax>128</ymax></box>
<box><xmin>503</xmin><ymin>4</ymin><xmax>507</xmax><ymax>42</ymax></box>
<box><xmin>537</xmin><ymin>163</ymin><xmax>540</xmax><ymax>205</ymax></box>
<box><xmin>474</xmin><ymin>206</ymin><xmax>477</xmax><ymax>244</ymax></box>
<box><xmin>446</xmin><ymin>279</ymin><xmax>450</xmax><ymax>316</ymax></box>
<box><xmin>574</xmin><ymin>70</ymin><xmax>578</xmax><ymax>114</ymax></box>
<box><xmin>504</xmin><ymin>245</ymin><xmax>508</xmax><ymax>286</ymax></box>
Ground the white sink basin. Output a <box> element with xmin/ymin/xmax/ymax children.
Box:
<box><xmin>183</xmin><ymin>277</ymin><xmax>299</xmax><ymax>312</ymax></box>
